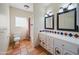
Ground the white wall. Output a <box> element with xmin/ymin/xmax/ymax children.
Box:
<box><xmin>33</xmin><ymin>4</ymin><xmax>46</xmax><ymax>47</ymax></box>
<box><xmin>30</xmin><ymin>13</ymin><xmax>34</xmax><ymax>45</ymax></box>
<box><xmin>0</xmin><ymin>4</ymin><xmax>10</xmax><ymax>53</ymax></box>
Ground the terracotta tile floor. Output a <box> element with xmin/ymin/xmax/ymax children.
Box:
<box><xmin>7</xmin><ymin>39</ymin><xmax>51</xmax><ymax>55</ymax></box>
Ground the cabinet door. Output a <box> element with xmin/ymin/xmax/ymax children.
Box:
<box><xmin>63</xmin><ymin>41</ymin><xmax>79</xmax><ymax>54</ymax></box>
<box><xmin>39</xmin><ymin>33</ymin><xmax>46</xmax><ymax>42</ymax></box>
<box><xmin>40</xmin><ymin>41</ymin><xmax>45</xmax><ymax>48</ymax></box>
<box><xmin>54</xmin><ymin>38</ymin><xmax>64</xmax><ymax>48</ymax></box>
<box><xmin>46</xmin><ymin>36</ymin><xmax>54</xmax><ymax>54</ymax></box>
<box><xmin>54</xmin><ymin>45</ymin><xmax>63</xmax><ymax>55</ymax></box>
<box><xmin>49</xmin><ymin>37</ymin><xmax>54</xmax><ymax>48</ymax></box>
<box><xmin>39</xmin><ymin>33</ymin><xmax>49</xmax><ymax>50</ymax></box>
<box><xmin>54</xmin><ymin>38</ymin><xmax>63</xmax><ymax>55</ymax></box>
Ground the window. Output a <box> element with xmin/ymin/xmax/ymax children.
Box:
<box><xmin>15</xmin><ymin>17</ymin><xmax>28</xmax><ymax>28</ymax></box>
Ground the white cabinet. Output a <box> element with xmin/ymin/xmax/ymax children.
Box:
<box><xmin>63</xmin><ymin>41</ymin><xmax>79</xmax><ymax>54</ymax></box>
<box><xmin>46</xmin><ymin>35</ymin><xmax>54</xmax><ymax>54</ymax></box>
<box><xmin>54</xmin><ymin>38</ymin><xmax>64</xmax><ymax>48</ymax></box>
<box><xmin>54</xmin><ymin>38</ymin><xmax>63</xmax><ymax>55</ymax></box>
<box><xmin>54</xmin><ymin>38</ymin><xmax>78</xmax><ymax>55</ymax></box>
<box><xmin>39</xmin><ymin>33</ymin><xmax>47</xmax><ymax>50</ymax></box>
<box><xmin>39</xmin><ymin>33</ymin><xmax>46</xmax><ymax>42</ymax></box>
<box><xmin>39</xmin><ymin>32</ymin><xmax>79</xmax><ymax>55</ymax></box>
<box><xmin>39</xmin><ymin>33</ymin><xmax>54</xmax><ymax>54</ymax></box>
<box><xmin>40</xmin><ymin>41</ymin><xmax>45</xmax><ymax>48</ymax></box>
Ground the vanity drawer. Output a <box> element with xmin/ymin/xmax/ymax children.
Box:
<box><xmin>40</xmin><ymin>41</ymin><xmax>48</xmax><ymax>49</ymax></box>
<box><xmin>39</xmin><ymin>33</ymin><xmax>46</xmax><ymax>41</ymax></box>
<box><xmin>54</xmin><ymin>38</ymin><xmax>64</xmax><ymax>47</ymax></box>
<box><xmin>47</xmin><ymin>47</ymin><xmax>54</xmax><ymax>54</ymax></box>
<box><xmin>63</xmin><ymin>41</ymin><xmax>79</xmax><ymax>54</ymax></box>
<box><xmin>40</xmin><ymin>41</ymin><xmax>45</xmax><ymax>48</ymax></box>
<box><xmin>48</xmin><ymin>38</ymin><xmax>53</xmax><ymax>48</ymax></box>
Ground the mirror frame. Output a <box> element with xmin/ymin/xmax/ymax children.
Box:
<box><xmin>57</xmin><ymin>8</ymin><xmax>77</xmax><ymax>31</ymax></box>
<box><xmin>44</xmin><ymin>15</ymin><xmax>54</xmax><ymax>29</ymax></box>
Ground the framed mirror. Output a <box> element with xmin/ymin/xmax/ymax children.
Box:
<box><xmin>57</xmin><ymin>8</ymin><xmax>77</xmax><ymax>31</ymax></box>
<box><xmin>44</xmin><ymin>15</ymin><xmax>54</xmax><ymax>29</ymax></box>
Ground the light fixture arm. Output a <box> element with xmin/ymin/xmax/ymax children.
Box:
<box><xmin>67</xmin><ymin>3</ymin><xmax>72</xmax><ymax>9</ymax></box>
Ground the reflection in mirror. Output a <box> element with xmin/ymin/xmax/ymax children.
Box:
<box><xmin>59</xmin><ymin>10</ymin><xmax>74</xmax><ymax>29</ymax></box>
<box><xmin>57</xmin><ymin>8</ymin><xmax>77</xmax><ymax>31</ymax></box>
<box><xmin>45</xmin><ymin>15</ymin><xmax>54</xmax><ymax>29</ymax></box>
<box><xmin>46</xmin><ymin>17</ymin><xmax>52</xmax><ymax>28</ymax></box>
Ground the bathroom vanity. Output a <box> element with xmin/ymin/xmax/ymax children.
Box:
<box><xmin>39</xmin><ymin>32</ymin><xmax>79</xmax><ymax>55</ymax></box>
<box><xmin>39</xmin><ymin>4</ymin><xmax>79</xmax><ymax>55</ymax></box>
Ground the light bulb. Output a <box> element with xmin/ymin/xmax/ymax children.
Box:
<box><xmin>47</xmin><ymin>10</ymin><xmax>52</xmax><ymax>14</ymax></box>
<box><xmin>68</xmin><ymin>5</ymin><xmax>76</xmax><ymax>10</ymax></box>
<box><xmin>59</xmin><ymin>9</ymin><xmax>63</xmax><ymax>12</ymax></box>
<box><xmin>45</xmin><ymin>14</ymin><xmax>48</xmax><ymax>17</ymax></box>
<box><xmin>49</xmin><ymin>12</ymin><xmax>53</xmax><ymax>16</ymax></box>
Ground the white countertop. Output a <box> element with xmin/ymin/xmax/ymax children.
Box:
<box><xmin>39</xmin><ymin>32</ymin><xmax>79</xmax><ymax>45</ymax></box>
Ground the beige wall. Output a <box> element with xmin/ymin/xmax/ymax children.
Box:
<box><xmin>10</xmin><ymin>7</ymin><xmax>34</xmax><ymax>39</ymax></box>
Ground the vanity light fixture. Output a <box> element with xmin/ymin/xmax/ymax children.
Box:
<box><xmin>68</xmin><ymin>3</ymin><xmax>77</xmax><ymax>10</ymax></box>
<box><xmin>46</xmin><ymin>10</ymin><xmax>52</xmax><ymax>14</ymax></box>
<box><xmin>59</xmin><ymin>7</ymin><xmax>63</xmax><ymax>12</ymax></box>
<box><xmin>45</xmin><ymin>10</ymin><xmax>53</xmax><ymax>17</ymax></box>
<box><xmin>48</xmin><ymin>12</ymin><xmax>53</xmax><ymax>16</ymax></box>
<box><xmin>63</xmin><ymin>3</ymin><xmax>72</xmax><ymax>11</ymax></box>
<box><xmin>59</xmin><ymin>3</ymin><xmax>76</xmax><ymax>12</ymax></box>
<box><xmin>67</xmin><ymin>3</ymin><xmax>72</xmax><ymax>9</ymax></box>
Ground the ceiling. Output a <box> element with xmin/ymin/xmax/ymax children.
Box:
<box><xmin>10</xmin><ymin>3</ymin><xmax>33</xmax><ymax>12</ymax></box>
